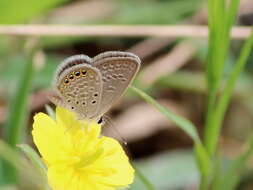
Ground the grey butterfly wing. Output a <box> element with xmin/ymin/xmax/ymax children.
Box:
<box><xmin>53</xmin><ymin>54</ymin><xmax>92</xmax><ymax>83</ymax></box>
<box><xmin>49</xmin><ymin>63</ymin><xmax>103</xmax><ymax>120</ymax></box>
<box><xmin>92</xmin><ymin>51</ymin><xmax>141</xmax><ymax>116</ymax></box>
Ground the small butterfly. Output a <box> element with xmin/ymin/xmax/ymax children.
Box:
<box><xmin>48</xmin><ymin>51</ymin><xmax>141</xmax><ymax>122</ymax></box>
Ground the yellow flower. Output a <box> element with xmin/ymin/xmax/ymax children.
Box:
<box><xmin>32</xmin><ymin>106</ymin><xmax>134</xmax><ymax>190</ymax></box>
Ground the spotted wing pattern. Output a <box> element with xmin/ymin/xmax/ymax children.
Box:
<box><xmin>54</xmin><ymin>54</ymin><xmax>91</xmax><ymax>80</ymax></box>
<box><xmin>52</xmin><ymin>64</ymin><xmax>103</xmax><ymax>120</ymax></box>
<box><xmin>92</xmin><ymin>51</ymin><xmax>141</xmax><ymax>116</ymax></box>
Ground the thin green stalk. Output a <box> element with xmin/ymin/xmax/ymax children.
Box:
<box><xmin>204</xmin><ymin>0</ymin><xmax>243</xmax><ymax>156</ymax></box>
<box><xmin>203</xmin><ymin>0</ymin><xmax>249</xmax><ymax>188</ymax></box>
<box><xmin>205</xmin><ymin>87</ymin><xmax>218</xmax><ymax>140</ymax></box>
<box><xmin>200</xmin><ymin>176</ymin><xmax>209</xmax><ymax>190</ymax></box>
<box><xmin>205</xmin><ymin>0</ymin><xmax>228</xmax><ymax>149</ymax></box>
<box><xmin>130</xmin><ymin>86</ymin><xmax>211</xmax><ymax>181</ymax></box>
<box><xmin>130</xmin><ymin>86</ymin><xmax>200</xmax><ymax>142</ymax></box>
<box><xmin>207</xmin><ymin>5</ymin><xmax>213</xmax><ymax>32</ymax></box>
<box><xmin>134</xmin><ymin>165</ymin><xmax>156</xmax><ymax>190</ymax></box>
<box><xmin>225</xmin><ymin>0</ymin><xmax>241</xmax><ymax>38</ymax></box>
<box><xmin>1</xmin><ymin>39</ymin><xmax>38</xmax><ymax>184</ymax></box>
<box><xmin>204</xmin><ymin>29</ymin><xmax>253</xmax><ymax>156</ymax></box>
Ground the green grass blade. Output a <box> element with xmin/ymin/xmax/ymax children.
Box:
<box><xmin>194</xmin><ymin>143</ymin><xmax>211</xmax><ymax>177</ymax></box>
<box><xmin>202</xmin><ymin>0</ymin><xmax>249</xmax><ymax>187</ymax></box>
<box><xmin>4</xmin><ymin>56</ymin><xmax>34</xmax><ymax>146</ymax></box>
<box><xmin>133</xmin><ymin>165</ymin><xmax>156</xmax><ymax>190</ymax></box>
<box><xmin>130</xmin><ymin>86</ymin><xmax>199</xmax><ymax>141</ymax></box>
<box><xmin>1</xmin><ymin>42</ymin><xmax>38</xmax><ymax>185</ymax></box>
<box><xmin>205</xmin><ymin>29</ymin><xmax>253</xmax><ymax>156</ymax></box>
<box><xmin>225</xmin><ymin>0</ymin><xmax>240</xmax><ymax>37</ymax></box>
<box><xmin>130</xmin><ymin>86</ymin><xmax>211</xmax><ymax>177</ymax></box>
<box><xmin>204</xmin><ymin>0</ymin><xmax>250</xmax><ymax>156</ymax></box>
<box><xmin>205</xmin><ymin>0</ymin><xmax>229</xmax><ymax>148</ymax></box>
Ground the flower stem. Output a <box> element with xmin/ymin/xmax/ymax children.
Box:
<box><xmin>134</xmin><ymin>165</ymin><xmax>156</xmax><ymax>190</ymax></box>
<box><xmin>200</xmin><ymin>175</ymin><xmax>209</xmax><ymax>190</ymax></box>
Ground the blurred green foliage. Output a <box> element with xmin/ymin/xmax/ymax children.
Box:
<box><xmin>111</xmin><ymin>0</ymin><xmax>200</xmax><ymax>25</ymax></box>
<box><xmin>0</xmin><ymin>0</ymin><xmax>68</xmax><ymax>24</ymax></box>
<box><xmin>130</xmin><ymin>150</ymin><xmax>198</xmax><ymax>190</ymax></box>
<box><xmin>1</xmin><ymin>41</ymin><xmax>40</xmax><ymax>185</ymax></box>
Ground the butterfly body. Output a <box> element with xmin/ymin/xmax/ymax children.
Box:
<box><xmin>49</xmin><ymin>51</ymin><xmax>141</xmax><ymax>121</ymax></box>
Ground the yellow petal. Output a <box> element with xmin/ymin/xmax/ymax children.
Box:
<box><xmin>32</xmin><ymin>113</ymin><xmax>73</xmax><ymax>164</ymax></box>
<box><xmin>56</xmin><ymin>106</ymin><xmax>82</xmax><ymax>131</ymax></box>
<box><xmin>48</xmin><ymin>166</ymin><xmax>75</xmax><ymax>190</ymax></box>
<box><xmin>69</xmin><ymin>120</ymin><xmax>102</xmax><ymax>157</ymax></box>
<box><xmin>90</xmin><ymin>137</ymin><xmax>135</xmax><ymax>187</ymax></box>
<box><xmin>48</xmin><ymin>166</ymin><xmax>116</xmax><ymax>190</ymax></box>
<box><xmin>80</xmin><ymin>181</ymin><xmax>115</xmax><ymax>190</ymax></box>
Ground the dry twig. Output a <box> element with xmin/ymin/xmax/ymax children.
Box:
<box><xmin>0</xmin><ymin>25</ymin><xmax>251</xmax><ymax>39</ymax></box>
<box><xmin>139</xmin><ymin>41</ymin><xmax>198</xmax><ymax>85</ymax></box>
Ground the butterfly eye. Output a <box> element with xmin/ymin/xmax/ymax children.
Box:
<box><xmin>75</xmin><ymin>71</ymin><xmax>81</xmax><ymax>77</ymax></box>
<box><xmin>64</xmin><ymin>78</ymin><xmax>69</xmax><ymax>85</ymax></box>
<box><xmin>98</xmin><ymin>117</ymin><xmax>103</xmax><ymax>124</ymax></box>
<box><xmin>69</xmin><ymin>74</ymin><xmax>74</xmax><ymax>80</ymax></box>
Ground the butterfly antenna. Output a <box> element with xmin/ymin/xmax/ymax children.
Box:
<box><xmin>102</xmin><ymin>115</ymin><xmax>128</xmax><ymax>146</ymax></box>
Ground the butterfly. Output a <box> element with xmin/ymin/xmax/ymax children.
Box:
<box><xmin>48</xmin><ymin>51</ymin><xmax>141</xmax><ymax>123</ymax></box>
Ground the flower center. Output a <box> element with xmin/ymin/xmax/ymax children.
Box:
<box><xmin>75</xmin><ymin>148</ymin><xmax>104</xmax><ymax>169</ymax></box>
